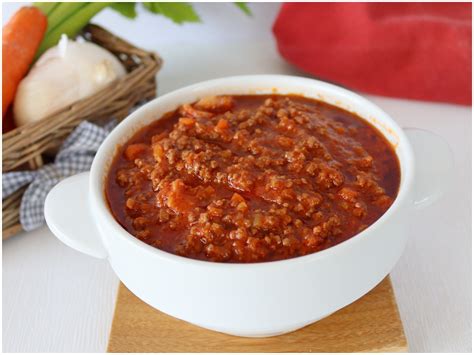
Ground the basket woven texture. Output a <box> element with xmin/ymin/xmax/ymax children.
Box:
<box><xmin>2</xmin><ymin>24</ymin><xmax>162</xmax><ymax>239</ymax></box>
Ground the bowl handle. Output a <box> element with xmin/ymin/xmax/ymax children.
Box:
<box><xmin>403</xmin><ymin>128</ymin><xmax>454</xmax><ymax>210</ymax></box>
<box><xmin>44</xmin><ymin>172</ymin><xmax>107</xmax><ymax>258</ymax></box>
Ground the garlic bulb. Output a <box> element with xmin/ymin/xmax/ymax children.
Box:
<box><xmin>13</xmin><ymin>35</ymin><xmax>126</xmax><ymax>126</ymax></box>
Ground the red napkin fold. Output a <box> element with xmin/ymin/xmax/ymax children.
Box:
<box><xmin>273</xmin><ymin>3</ymin><xmax>472</xmax><ymax>105</ymax></box>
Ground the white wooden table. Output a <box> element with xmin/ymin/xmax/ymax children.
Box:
<box><xmin>3</xmin><ymin>3</ymin><xmax>471</xmax><ymax>352</ymax></box>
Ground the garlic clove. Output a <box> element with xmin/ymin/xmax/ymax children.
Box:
<box><xmin>13</xmin><ymin>37</ymin><xmax>126</xmax><ymax>127</ymax></box>
<box><xmin>14</xmin><ymin>58</ymin><xmax>80</xmax><ymax>126</ymax></box>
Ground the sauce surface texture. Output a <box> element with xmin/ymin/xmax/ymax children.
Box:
<box><xmin>106</xmin><ymin>95</ymin><xmax>400</xmax><ymax>263</ymax></box>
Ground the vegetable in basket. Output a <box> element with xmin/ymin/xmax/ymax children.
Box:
<box><xmin>2</xmin><ymin>7</ymin><xmax>47</xmax><ymax>125</ymax></box>
<box><xmin>14</xmin><ymin>35</ymin><xmax>126</xmax><ymax>126</ymax></box>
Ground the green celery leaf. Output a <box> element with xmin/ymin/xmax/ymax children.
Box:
<box><xmin>33</xmin><ymin>2</ymin><xmax>59</xmax><ymax>16</ymax></box>
<box><xmin>45</xmin><ymin>2</ymin><xmax>89</xmax><ymax>36</ymax></box>
<box><xmin>234</xmin><ymin>3</ymin><xmax>251</xmax><ymax>16</ymax></box>
<box><xmin>142</xmin><ymin>2</ymin><xmax>201</xmax><ymax>24</ymax></box>
<box><xmin>109</xmin><ymin>2</ymin><xmax>137</xmax><ymax>19</ymax></box>
<box><xmin>36</xmin><ymin>2</ymin><xmax>109</xmax><ymax>58</ymax></box>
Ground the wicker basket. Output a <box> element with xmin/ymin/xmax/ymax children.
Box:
<box><xmin>2</xmin><ymin>24</ymin><xmax>162</xmax><ymax>239</ymax></box>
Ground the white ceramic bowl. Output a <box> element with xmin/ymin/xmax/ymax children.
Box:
<box><xmin>44</xmin><ymin>75</ymin><xmax>452</xmax><ymax>337</ymax></box>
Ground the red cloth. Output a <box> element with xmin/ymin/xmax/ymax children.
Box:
<box><xmin>273</xmin><ymin>3</ymin><xmax>472</xmax><ymax>105</ymax></box>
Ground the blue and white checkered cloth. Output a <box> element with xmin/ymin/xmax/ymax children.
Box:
<box><xmin>3</xmin><ymin>120</ymin><xmax>116</xmax><ymax>231</ymax></box>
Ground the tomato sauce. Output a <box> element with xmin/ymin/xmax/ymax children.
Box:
<box><xmin>106</xmin><ymin>95</ymin><xmax>400</xmax><ymax>263</ymax></box>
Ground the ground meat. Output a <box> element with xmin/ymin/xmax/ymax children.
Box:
<box><xmin>106</xmin><ymin>94</ymin><xmax>400</xmax><ymax>263</ymax></box>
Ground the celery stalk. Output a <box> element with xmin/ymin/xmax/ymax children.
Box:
<box><xmin>36</xmin><ymin>2</ymin><xmax>109</xmax><ymax>59</ymax></box>
<box><xmin>34</xmin><ymin>2</ymin><xmax>59</xmax><ymax>16</ymax></box>
<box><xmin>45</xmin><ymin>2</ymin><xmax>89</xmax><ymax>36</ymax></box>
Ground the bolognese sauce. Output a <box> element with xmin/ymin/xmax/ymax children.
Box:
<box><xmin>106</xmin><ymin>95</ymin><xmax>400</xmax><ymax>263</ymax></box>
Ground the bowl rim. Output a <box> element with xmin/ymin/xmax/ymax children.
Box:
<box><xmin>90</xmin><ymin>74</ymin><xmax>415</xmax><ymax>269</ymax></box>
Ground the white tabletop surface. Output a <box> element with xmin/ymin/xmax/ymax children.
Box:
<box><xmin>2</xmin><ymin>3</ymin><xmax>472</xmax><ymax>353</ymax></box>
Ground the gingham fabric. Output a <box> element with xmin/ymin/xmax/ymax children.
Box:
<box><xmin>2</xmin><ymin>120</ymin><xmax>116</xmax><ymax>231</ymax></box>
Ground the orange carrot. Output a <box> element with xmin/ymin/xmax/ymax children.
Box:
<box><xmin>2</xmin><ymin>7</ymin><xmax>47</xmax><ymax>118</ymax></box>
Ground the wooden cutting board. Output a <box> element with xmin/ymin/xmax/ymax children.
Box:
<box><xmin>107</xmin><ymin>276</ymin><xmax>407</xmax><ymax>352</ymax></box>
